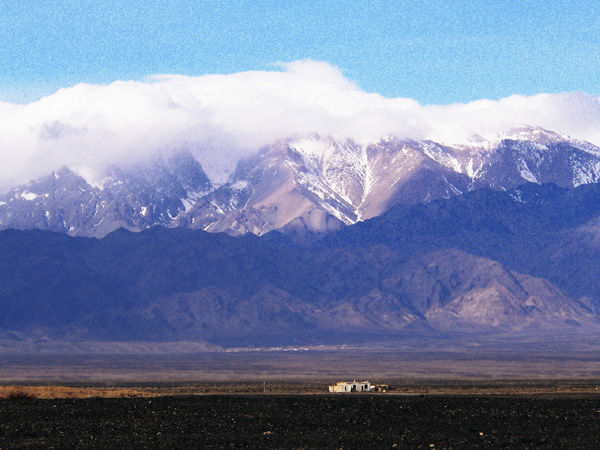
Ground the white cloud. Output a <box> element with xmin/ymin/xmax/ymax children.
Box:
<box><xmin>1</xmin><ymin>59</ymin><xmax>599</xmax><ymax>190</ymax></box>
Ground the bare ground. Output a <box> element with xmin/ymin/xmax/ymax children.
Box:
<box><xmin>2</xmin><ymin>394</ymin><xmax>600</xmax><ymax>449</ymax></box>
<box><xmin>2</xmin><ymin>350</ymin><xmax>600</xmax><ymax>448</ymax></box>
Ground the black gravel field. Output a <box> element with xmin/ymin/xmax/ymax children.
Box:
<box><xmin>1</xmin><ymin>395</ymin><xmax>600</xmax><ymax>449</ymax></box>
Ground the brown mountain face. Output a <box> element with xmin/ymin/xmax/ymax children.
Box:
<box><xmin>174</xmin><ymin>139</ymin><xmax>358</xmax><ymax>236</ymax></box>
<box><xmin>355</xmin><ymin>139</ymin><xmax>471</xmax><ymax>220</ymax></box>
<box><xmin>386</xmin><ymin>250</ymin><xmax>595</xmax><ymax>331</ymax></box>
<box><xmin>174</xmin><ymin>128</ymin><xmax>600</xmax><ymax>236</ymax></box>
<box><xmin>176</xmin><ymin>137</ymin><xmax>473</xmax><ymax>235</ymax></box>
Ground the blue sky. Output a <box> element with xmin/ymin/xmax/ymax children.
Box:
<box><xmin>1</xmin><ymin>0</ymin><xmax>599</xmax><ymax>104</ymax></box>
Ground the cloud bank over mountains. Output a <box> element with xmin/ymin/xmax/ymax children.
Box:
<box><xmin>1</xmin><ymin>59</ymin><xmax>599</xmax><ymax>190</ymax></box>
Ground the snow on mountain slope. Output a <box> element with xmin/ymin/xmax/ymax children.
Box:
<box><xmin>2</xmin><ymin>126</ymin><xmax>600</xmax><ymax>237</ymax></box>
<box><xmin>0</xmin><ymin>153</ymin><xmax>212</xmax><ymax>237</ymax></box>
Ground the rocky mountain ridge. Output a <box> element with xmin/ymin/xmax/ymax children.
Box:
<box><xmin>2</xmin><ymin>126</ymin><xmax>600</xmax><ymax>237</ymax></box>
<box><xmin>0</xmin><ymin>153</ymin><xmax>212</xmax><ymax>237</ymax></box>
<box><xmin>2</xmin><ymin>182</ymin><xmax>600</xmax><ymax>346</ymax></box>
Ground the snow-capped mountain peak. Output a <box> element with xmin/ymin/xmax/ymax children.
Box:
<box><xmin>2</xmin><ymin>127</ymin><xmax>600</xmax><ymax>237</ymax></box>
<box><xmin>0</xmin><ymin>152</ymin><xmax>213</xmax><ymax>237</ymax></box>
<box><xmin>493</xmin><ymin>125</ymin><xmax>570</xmax><ymax>145</ymax></box>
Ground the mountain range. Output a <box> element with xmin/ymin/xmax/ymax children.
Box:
<box><xmin>3</xmin><ymin>125</ymin><xmax>600</xmax><ymax>349</ymax></box>
<box><xmin>2</xmin><ymin>126</ymin><xmax>600</xmax><ymax>238</ymax></box>
<box><xmin>2</xmin><ymin>181</ymin><xmax>600</xmax><ymax>348</ymax></box>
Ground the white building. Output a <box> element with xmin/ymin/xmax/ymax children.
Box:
<box><xmin>328</xmin><ymin>380</ymin><xmax>373</xmax><ymax>393</ymax></box>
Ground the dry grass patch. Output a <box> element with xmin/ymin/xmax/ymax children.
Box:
<box><xmin>5</xmin><ymin>387</ymin><xmax>37</xmax><ymax>399</ymax></box>
<box><xmin>0</xmin><ymin>385</ymin><xmax>155</xmax><ymax>399</ymax></box>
